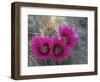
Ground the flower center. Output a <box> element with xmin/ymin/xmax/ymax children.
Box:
<box><xmin>63</xmin><ymin>34</ymin><xmax>69</xmax><ymax>44</ymax></box>
<box><xmin>39</xmin><ymin>44</ymin><xmax>50</xmax><ymax>55</ymax></box>
<box><xmin>53</xmin><ymin>44</ymin><xmax>63</xmax><ymax>56</ymax></box>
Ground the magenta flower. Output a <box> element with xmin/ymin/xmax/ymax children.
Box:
<box><xmin>51</xmin><ymin>36</ymin><xmax>71</xmax><ymax>62</ymax></box>
<box><xmin>31</xmin><ymin>36</ymin><xmax>51</xmax><ymax>61</ymax></box>
<box><xmin>59</xmin><ymin>24</ymin><xmax>78</xmax><ymax>48</ymax></box>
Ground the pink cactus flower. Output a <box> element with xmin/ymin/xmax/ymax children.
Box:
<box><xmin>59</xmin><ymin>24</ymin><xmax>78</xmax><ymax>48</ymax></box>
<box><xmin>51</xmin><ymin>36</ymin><xmax>71</xmax><ymax>62</ymax></box>
<box><xmin>31</xmin><ymin>36</ymin><xmax>51</xmax><ymax>61</ymax></box>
